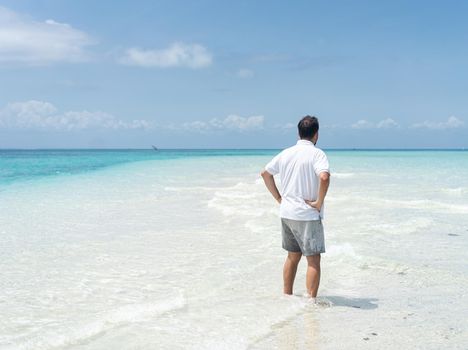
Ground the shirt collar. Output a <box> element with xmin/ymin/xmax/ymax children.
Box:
<box><xmin>296</xmin><ymin>139</ymin><xmax>314</xmax><ymax>146</ymax></box>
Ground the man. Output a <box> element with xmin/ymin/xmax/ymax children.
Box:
<box><xmin>261</xmin><ymin>115</ymin><xmax>330</xmax><ymax>299</ymax></box>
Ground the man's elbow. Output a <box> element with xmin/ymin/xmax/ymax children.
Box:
<box><xmin>261</xmin><ymin>169</ymin><xmax>272</xmax><ymax>178</ymax></box>
<box><xmin>320</xmin><ymin>172</ymin><xmax>330</xmax><ymax>182</ymax></box>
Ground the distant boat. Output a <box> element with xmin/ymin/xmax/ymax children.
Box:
<box><xmin>152</xmin><ymin>145</ymin><xmax>158</xmax><ymax>151</ymax></box>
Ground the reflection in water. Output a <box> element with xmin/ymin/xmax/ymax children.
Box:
<box><xmin>278</xmin><ymin>313</ymin><xmax>317</xmax><ymax>349</ymax></box>
<box><xmin>252</xmin><ymin>303</ymin><xmax>321</xmax><ymax>350</ymax></box>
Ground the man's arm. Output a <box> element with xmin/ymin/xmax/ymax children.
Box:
<box><xmin>261</xmin><ymin>170</ymin><xmax>282</xmax><ymax>204</ymax></box>
<box><xmin>305</xmin><ymin>172</ymin><xmax>330</xmax><ymax>210</ymax></box>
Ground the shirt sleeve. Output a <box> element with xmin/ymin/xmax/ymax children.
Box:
<box><xmin>313</xmin><ymin>150</ymin><xmax>330</xmax><ymax>176</ymax></box>
<box><xmin>264</xmin><ymin>153</ymin><xmax>281</xmax><ymax>175</ymax></box>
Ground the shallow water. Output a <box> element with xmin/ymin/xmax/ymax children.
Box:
<box><xmin>1</xmin><ymin>150</ymin><xmax>467</xmax><ymax>349</ymax></box>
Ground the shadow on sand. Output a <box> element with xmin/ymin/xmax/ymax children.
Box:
<box><xmin>323</xmin><ymin>295</ymin><xmax>379</xmax><ymax>310</ymax></box>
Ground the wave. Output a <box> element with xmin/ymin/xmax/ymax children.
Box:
<box><xmin>329</xmin><ymin>194</ymin><xmax>468</xmax><ymax>214</ymax></box>
<box><xmin>440</xmin><ymin>187</ymin><xmax>468</xmax><ymax>196</ymax></box>
<box><xmin>8</xmin><ymin>294</ymin><xmax>186</xmax><ymax>350</ymax></box>
<box><xmin>207</xmin><ymin>181</ymin><xmax>269</xmax><ymax>217</ymax></box>
<box><xmin>377</xmin><ymin>198</ymin><xmax>468</xmax><ymax>213</ymax></box>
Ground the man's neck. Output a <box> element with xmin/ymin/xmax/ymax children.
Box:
<box><xmin>299</xmin><ymin>138</ymin><xmax>316</xmax><ymax>145</ymax></box>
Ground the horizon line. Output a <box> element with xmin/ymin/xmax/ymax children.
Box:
<box><xmin>0</xmin><ymin>147</ymin><xmax>467</xmax><ymax>151</ymax></box>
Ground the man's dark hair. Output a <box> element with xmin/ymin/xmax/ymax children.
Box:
<box><xmin>298</xmin><ymin>115</ymin><xmax>319</xmax><ymax>139</ymax></box>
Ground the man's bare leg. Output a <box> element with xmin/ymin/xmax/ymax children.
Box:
<box><xmin>306</xmin><ymin>254</ymin><xmax>321</xmax><ymax>297</ymax></box>
<box><xmin>283</xmin><ymin>252</ymin><xmax>302</xmax><ymax>295</ymax></box>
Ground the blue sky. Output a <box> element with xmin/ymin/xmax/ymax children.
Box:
<box><xmin>0</xmin><ymin>0</ymin><xmax>467</xmax><ymax>149</ymax></box>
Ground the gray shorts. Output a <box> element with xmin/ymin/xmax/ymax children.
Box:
<box><xmin>281</xmin><ymin>218</ymin><xmax>325</xmax><ymax>256</ymax></box>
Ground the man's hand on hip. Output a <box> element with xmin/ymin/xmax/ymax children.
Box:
<box><xmin>305</xmin><ymin>199</ymin><xmax>322</xmax><ymax>211</ymax></box>
<box><xmin>305</xmin><ymin>172</ymin><xmax>330</xmax><ymax>212</ymax></box>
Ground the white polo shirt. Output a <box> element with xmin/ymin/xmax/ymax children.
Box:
<box><xmin>265</xmin><ymin>139</ymin><xmax>330</xmax><ymax>221</ymax></box>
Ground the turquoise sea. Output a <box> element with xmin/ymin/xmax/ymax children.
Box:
<box><xmin>0</xmin><ymin>149</ymin><xmax>277</xmax><ymax>187</ymax></box>
<box><xmin>1</xmin><ymin>149</ymin><xmax>467</xmax><ymax>349</ymax></box>
<box><xmin>2</xmin><ymin>148</ymin><xmax>467</xmax><ymax>186</ymax></box>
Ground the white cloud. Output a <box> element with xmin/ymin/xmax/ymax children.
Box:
<box><xmin>174</xmin><ymin>114</ymin><xmax>264</xmax><ymax>132</ymax></box>
<box><xmin>352</xmin><ymin>118</ymin><xmax>399</xmax><ymax>129</ymax></box>
<box><xmin>376</xmin><ymin>118</ymin><xmax>399</xmax><ymax>128</ymax></box>
<box><xmin>0</xmin><ymin>6</ymin><xmax>94</xmax><ymax>64</ymax></box>
<box><xmin>412</xmin><ymin>116</ymin><xmax>464</xmax><ymax>130</ymax></box>
<box><xmin>212</xmin><ymin>114</ymin><xmax>264</xmax><ymax>130</ymax></box>
<box><xmin>237</xmin><ymin>68</ymin><xmax>254</xmax><ymax>78</ymax></box>
<box><xmin>0</xmin><ymin>100</ymin><xmax>150</xmax><ymax>130</ymax></box>
<box><xmin>351</xmin><ymin>119</ymin><xmax>374</xmax><ymax>129</ymax></box>
<box><xmin>119</xmin><ymin>42</ymin><xmax>212</xmax><ymax>68</ymax></box>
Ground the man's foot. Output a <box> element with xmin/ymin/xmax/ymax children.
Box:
<box><xmin>302</xmin><ymin>293</ymin><xmax>333</xmax><ymax>307</ymax></box>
